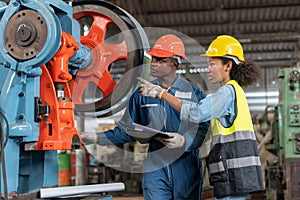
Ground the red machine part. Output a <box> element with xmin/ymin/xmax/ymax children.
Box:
<box><xmin>69</xmin><ymin>12</ymin><xmax>121</xmax><ymax>103</ymax></box>
<box><xmin>36</xmin><ymin>1</ymin><xmax>149</xmax><ymax>149</ymax></box>
<box><xmin>36</xmin><ymin>32</ymin><xmax>81</xmax><ymax>150</ymax></box>
<box><xmin>71</xmin><ymin>2</ymin><xmax>148</xmax><ymax>117</ymax></box>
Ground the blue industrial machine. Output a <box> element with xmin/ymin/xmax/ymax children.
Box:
<box><xmin>0</xmin><ymin>0</ymin><xmax>148</xmax><ymax>198</ymax></box>
<box><xmin>265</xmin><ymin>67</ymin><xmax>300</xmax><ymax>200</ymax></box>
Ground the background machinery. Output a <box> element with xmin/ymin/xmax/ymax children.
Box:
<box><xmin>265</xmin><ymin>67</ymin><xmax>300</xmax><ymax>200</ymax></box>
<box><xmin>0</xmin><ymin>0</ymin><xmax>149</xmax><ymax>198</ymax></box>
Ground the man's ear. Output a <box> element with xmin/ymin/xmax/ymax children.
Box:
<box><xmin>174</xmin><ymin>61</ymin><xmax>179</xmax><ymax>68</ymax></box>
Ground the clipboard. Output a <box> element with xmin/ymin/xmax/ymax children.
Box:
<box><xmin>126</xmin><ymin>123</ymin><xmax>173</xmax><ymax>139</ymax></box>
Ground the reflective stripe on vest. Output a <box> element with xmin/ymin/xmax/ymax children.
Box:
<box><xmin>211</xmin><ymin>130</ymin><xmax>256</xmax><ymax>150</ymax></box>
<box><xmin>209</xmin><ymin>156</ymin><xmax>261</xmax><ymax>174</ymax></box>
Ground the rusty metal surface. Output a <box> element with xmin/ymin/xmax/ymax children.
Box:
<box><xmin>4</xmin><ymin>9</ymin><xmax>47</xmax><ymax>61</ymax></box>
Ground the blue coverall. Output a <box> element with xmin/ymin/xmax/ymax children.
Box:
<box><xmin>99</xmin><ymin>76</ymin><xmax>209</xmax><ymax>200</ymax></box>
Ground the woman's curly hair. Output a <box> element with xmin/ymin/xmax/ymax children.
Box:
<box><xmin>221</xmin><ymin>58</ymin><xmax>261</xmax><ymax>87</ymax></box>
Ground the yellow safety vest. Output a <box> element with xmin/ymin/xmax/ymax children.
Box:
<box><xmin>211</xmin><ymin>80</ymin><xmax>254</xmax><ymax>136</ymax></box>
<box><xmin>208</xmin><ymin>80</ymin><xmax>264</xmax><ymax>197</ymax></box>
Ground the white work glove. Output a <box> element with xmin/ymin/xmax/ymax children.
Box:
<box><xmin>156</xmin><ymin>132</ymin><xmax>185</xmax><ymax>149</ymax></box>
<box><xmin>137</xmin><ymin>77</ymin><xmax>166</xmax><ymax>98</ymax></box>
<box><xmin>80</xmin><ymin>132</ymin><xmax>99</xmax><ymax>145</ymax></box>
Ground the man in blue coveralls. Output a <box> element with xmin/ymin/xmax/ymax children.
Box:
<box><xmin>82</xmin><ymin>34</ymin><xmax>209</xmax><ymax>200</ymax></box>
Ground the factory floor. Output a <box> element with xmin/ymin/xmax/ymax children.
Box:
<box><xmin>112</xmin><ymin>191</ymin><xmax>265</xmax><ymax>200</ymax></box>
<box><xmin>113</xmin><ymin>196</ymin><xmax>144</xmax><ymax>200</ymax></box>
<box><xmin>113</xmin><ymin>196</ymin><xmax>215</xmax><ymax>200</ymax></box>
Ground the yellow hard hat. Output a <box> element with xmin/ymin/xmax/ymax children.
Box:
<box><xmin>201</xmin><ymin>35</ymin><xmax>245</xmax><ymax>62</ymax></box>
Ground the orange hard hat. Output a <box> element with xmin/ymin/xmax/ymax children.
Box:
<box><xmin>147</xmin><ymin>34</ymin><xmax>186</xmax><ymax>59</ymax></box>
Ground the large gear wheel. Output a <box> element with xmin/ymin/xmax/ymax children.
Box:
<box><xmin>71</xmin><ymin>0</ymin><xmax>149</xmax><ymax>117</ymax></box>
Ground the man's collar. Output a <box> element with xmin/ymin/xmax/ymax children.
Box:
<box><xmin>153</xmin><ymin>76</ymin><xmax>182</xmax><ymax>90</ymax></box>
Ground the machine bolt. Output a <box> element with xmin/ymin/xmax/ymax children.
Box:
<box><xmin>15</xmin><ymin>22</ymin><xmax>37</xmax><ymax>47</ymax></box>
<box><xmin>37</xmin><ymin>116</ymin><xmax>42</xmax><ymax>122</ymax></box>
<box><xmin>18</xmin><ymin>114</ymin><xmax>25</xmax><ymax>119</ymax></box>
<box><xmin>0</xmin><ymin>62</ymin><xmax>10</xmax><ymax>68</ymax></box>
<box><xmin>17</xmin><ymin>24</ymin><xmax>32</xmax><ymax>42</ymax></box>
<box><xmin>293</xmin><ymin>105</ymin><xmax>299</xmax><ymax>110</ymax></box>
<box><xmin>18</xmin><ymin>92</ymin><xmax>25</xmax><ymax>97</ymax></box>
<box><xmin>290</xmin><ymin>85</ymin><xmax>295</xmax><ymax>91</ymax></box>
<box><xmin>4</xmin><ymin>62</ymin><xmax>10</xmax><ymax>68</ymax></box>
<box><xmin>36</xmin><ymin>97</ymin><xmax>43</xmax><ymax>104</ymax></box>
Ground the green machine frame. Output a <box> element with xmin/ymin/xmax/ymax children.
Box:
<box><xmin>266</xmin><ymin>67</ymin><xmax>300</xmax><ymax>200</ymax></box>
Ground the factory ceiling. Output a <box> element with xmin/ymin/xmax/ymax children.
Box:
<box><xmin>106</xmin><ymin>0</ymin><xmax>300</xmax><ymax>111</ymax></box>
<box><xmin>107</xmin><ymin>0</ymin><xmax>300</xmax><ymax>68</ymax></box>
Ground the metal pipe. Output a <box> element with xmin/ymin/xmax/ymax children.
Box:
<box><xmin>40</xmin><ymin>182</ymin><xmax>125</xmax><ymax>198</ymax></box>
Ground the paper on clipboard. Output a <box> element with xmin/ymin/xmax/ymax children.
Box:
<box><xmin>126</xmin><ymin>123</ymin><xmax>173</xmax><ymax>139</ymax></box>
